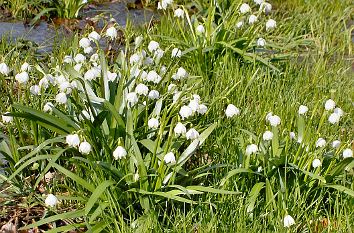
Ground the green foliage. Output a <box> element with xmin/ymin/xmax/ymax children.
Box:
<box><xmin>0</xmin><ymin>0</ymin><xmax>353</xmax><ymax>231</ymax></box>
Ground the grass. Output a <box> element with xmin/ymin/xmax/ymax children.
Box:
<box><xmin>0</xmin><ymin>0</ymin><xmax>353</xmax><ymax>232</ymax></box>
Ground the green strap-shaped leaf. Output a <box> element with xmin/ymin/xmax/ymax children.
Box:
<box><xmin>99</xmin><ymin>50</ymin><xmax>110</xmax><ymax>101</ymax></box>
<box><xmin>52</xmin><ymin>163</ymin><xmax>95</xmax><ymax>192</ymax></box>
<box><xmin>324</xmin><ymin>184</ymin><xmax>354</xmax><ymax>198</ymax></box>
<box><xmin>12</xmin><ymin>104</ymin><xmax>76</xmax><ymax>133</ymax></box>
<box><xmin>8</xmin><ymin>151</ymin><xmax>66</xmax><ymax>181</ymax></box>
<box><xmin>186</xmin><ymin>185</ymin><xmax>239</xmax><ymax>195</ymax></box>
<box><xmin>220</xmin><ymin>168</ymin><xmax>255</xmax><ymax>186</ymax></box>
<box><xmin>85</xmin><ymin>180</ymin><xmax>115</xmax><ymax>215</ymax></box>
<box><xmin>246</xmin><ymin>182</ymin><xmax>265</xmax><ymax>213</ymax></box>
<box><xmin>128</xmin><ymin>188</ymin><xmax>197</xmax><ymax>204</ymax></box>
<box><xmin>19</xmin><ymin>210</ymin><xmax>85</xmax><ymax>230</ymax></box>
<box><xmin>103</xmin><ymin>100</ymin><xmax>126</xmax><ymax>129</ymax></box>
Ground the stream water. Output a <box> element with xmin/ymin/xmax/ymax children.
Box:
<box><xmin>0</xmin><ymin>1</ymin><xmax>155</xmax><ymax>53</ymax></box>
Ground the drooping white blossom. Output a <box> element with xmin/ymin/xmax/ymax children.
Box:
<box><xmin>113</xmin><ymin>146</ymin><xmax>127</xmax><ymax>160</ymax></box>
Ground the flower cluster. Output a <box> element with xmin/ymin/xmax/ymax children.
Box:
<box><xmin>237</xmin><ymin>1</ymin><xmax>277</xmax><ymax>49</ymax></box>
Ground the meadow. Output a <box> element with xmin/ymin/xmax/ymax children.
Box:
<box><xmin>0</xmin><ymin>0</ymin><xmax>353</xmax><ymax>232</ymax></box>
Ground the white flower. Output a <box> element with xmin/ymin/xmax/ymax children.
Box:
<box><xmin>55</xmin><ymin>92</ymin><xmax>67</xmax><ymax>104</ymax></box>
<box><xmin>74</xmin><ymin>54</ymin><xmax>86</xmax><ymax>63</ymax></box>
<box><xmin>164</xmin><ymin>152</ymin><xmax>176</xmax><ymax>164</ymax></box>
<box><xmin>135</xmin><ymin>83</ymin><xmax>149</xmax><ymax>96</ymax></box>
<box><xmin>79</xmin><ymin>141</ymin><xmax>92</xmax><ymax>155</ymax></box>
<box><xmin>147</xmin><ymin>70</ymin><xmax>162</xmax><ymax>83</ymax></box>
<box><xmin>38</xmin><ymin>77</ymin><xmax>49</xmax><ymax>90</ymax></box>
<box><xmin>154</xmin><ymin>49</ymin><xmax>164</xmax><ymax>60</ymax></box>
<box><xmin>328</xmin><ymin>113</ymin><xmax>340</xmax><ymax>124</ymax></box>
<box><xmin>196</xmin><ymin>24</ymin><xmax>205</xmax><ymax>35</ymax></box>
<box><xmin>157</xmin><ymin>0</ymin><xmax>172</xmax><ymax>10</ymax></box>
<box><xmin>198</xmin><ymin>104</ymin><xmax>208</xmax><ymax>115</ymax></box>
<box><xmin>312</xmin><ymin>159</ymin><xmax>321</xmax><ymax>168</ymax></box>
<box><xmin>66</xmin><ymin>134</ymin><xmax>80</xmax><ymax>147</ymax></box>
<box><xmin>263</xmin><ymin>131</ymin><xmax>273</xmax><ymax>141</ymax></box>
<box><xmin>283</xmin><ymin>215</ymin><xmax>295</xmax><ymax>228</ymax></box>
<box><xmin>343</xmin><ymin>148</ymin><xmax>353</xmax><ymax>158</ymax></box>
<box><xmin>106</xmin><ymin>26</ymin><xmax>117</xmax><ymax>39</ymax></box>
<box><xmin>290</xmin><ymin>132</ymin><xmax>296</xmax><ymax>139</ymax></box>
<box><xmin>71</xmin><ymin>80</ymin><xmax>78</xmax><ymax>89</ymax></box>
<box><xmin>144</xmin><ymin>57</ymin><xmax>154</xmax><ymax>66</ymax></box>
<box><xmin>84</xmin><ymin>69</ymin><xmax>96</xmax><ymax>81</ymax></box>
<box><xmin>268</xmin><ymin>115</ymin><xmax>281</xmax><ymax>127</ymax></box>
<box><xmin>254</xmin><ymin>0</ymin><xmax>264</xmax><ymax>5</ymax></box>
<box><xmin>54</xmin><ymin>75</ymin><xmax>67</xmax><ymax>86</ymax></box>
<box><xmin>21</xmin><ymin>62</ymin><xmax>31</xmax><ymax>72</ymax></box>
<box><xmin>260</xmin><ymin>2</ymin><xmax>272</xmax><ymax>14</ymax></box>
<box><xmin>88</xmin><ymin>31</ymin><xmax>101</xmax><ymax>41</ymax></box>
<box><xmin>59</xmin><ymin>81</ymin><xmax>72</xmax><ymax>94</ymax></box>
<box><xmin>334</xmin><ymin>107</ymin><xmax>344</xmax><ymax>116</ymax></box>
<box><xmin>298</xmin><ymin>105</ymin><xmax>308</xmax><ymax>115</ymax></box>
<box><xmin>45</xmin><ymin>194</ymin><xmax>58</xmax><ymax>207</ymax></box>
<box><xmin>15</xmin><ymin>72</ymin><xmax>29</xmax><ymax>84</ymax></box>
<box><xmin>324</xmin><ymin>99</ymin><xmax>336</xmax><ymax>110</ymax></box>
<box><xmin>130</xmin><ymin>53</ymin><xmax>142</xmax><ymax>64</ymax></box>
<box><xmin>148</xmin><ymin>118</ymin><xmax>159</xmax><ymax>129</ymax></box>
<box><xmin>315</xmin><ymin>138</ymin><xmax>326</xmax><ymax>148</ymax></box>
<box><xmin>257</xmin><ymin>38</ymin><xmax>266</xmax><ymax>47</ymax></box>
<box><xmin>107</xmin><ymin>71</ymin><xmax>118</xmax><ymax>82</ymax></box>
<box><xmin>171</xmin><ymin>48</ymin><xmax>182</xmax><ymax>58</ymax></box>
<box><xmin>186</xmin><ymin>128</ymin><xmax>199</xmax><ymax>140</ymax></box>
<box><xmin>74</xmin><ymin>64</ymin><xmax>82</xmax><ymax>72</ymax></box>
<box><xmin>2</xmin><ymin>112</ymin><xmax>13</xmax><ymax>123</ymax></box>
<box><xmin>126</xmin><ymin>92</ymin><xmax>138</xmax><ymax>107</ymax></box>
<box><xmin>174</xmin><ymin>8</ymin><xmax>184</xmax><ymax>18</ymax></box>
<box><xmin>174</xmin><ymin>122</ymin><xmax>186</xmax><ymax>136</ymax></box>
<box><xmin>130</xmin><ymin>67</ymin><xmax>141</xmax><ymax>78</ymax></box>
<box><xmin>239</xmin><ymin>3</ymin><xmax>251</xmax><ymax>14</ymax></box>
<box><xmin>79</xmin><ymin>37</ymin><xmax>91</xmax><ymax>48</ymax></box>
<box><xmin>188</xmin><ymin>99</ymin><xmax>199</xmax><ymax>113</ymax></box>
<box><xmin>332</xmin><ymin>140</ymin><xmax>341</xmax><ymax>148</ymax></box>
<box><xmin>225</xmin><ymin>104</ymin><xmax>240</xmax><ymax>118</ymax></box>
<box><xmin>148</xmin><ymin>90</ymin><xmax>160</xmax><ymax>100</ymax></box>
<box><xmin>148</xmin><ymin>41</ymin><xmax>159</xmax><ymax>52</ymax></box>
<box><xmin>0</xmin><ymin>63</ymin><xmax>10</xmax><ymax>76</ymax></box>
<box><xmin>246</xmin><ymin>144</ymin><xmax>258</xmax><ymax>155</ymax></box>
<box><xmin>113</xmin><ymin>146</ymin><xmax>127</xmax><ymax>159</ymax></box>
<box><xmin>63</xmin><ymin>55</ymin><xmax>74</xmax><ymax>63</ymax></box>
<box><xmin>176</xmin><ymin>67</ymin><xmax>188</xmax><ymax>79</ymax></box>
<box><xmin>266</xmin><ymin>19</ymin><xmax>276</xmax><ymax>31</ymax></box>
<box><xmin>236</xmin><ymin>21</ymin><xmax>244</xmax><ymax>28</ymax></box>
<box><xmin>43</xmin><ymin>102</ymin><xmax>54</xmax><ymax>112</ymax></box>
<box><xmin>160</xmin><ymin>66</ymin><xmax>167</xmax><ymax>75</ymax></box>
<box><xmin>265</xmin><ymin>112</ymin><xmax>273</xmax><ymax>121</ymax></box>
<box><xmin>84</xmin><ymin>46</ymin><xmax>93</xmax><ymax>54</ymax></box>
<box><xmin>30</xmin><ymin>85</ymin><xmax>40</xmax><ymax>95</ymax></box>
<box><xmin>248</xmin><ymin>15</ymin><xmax>258</xmax><ymax>24</ymax></box>
<box><xmin>193</xmin><ymin>94</ymin><xmax>201</xmax><ymax>102</ymax></box>
<box><xmin>179</xmin><ymin>106</ymin><xmax>193</xmax><ymax>119</ymax></box>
